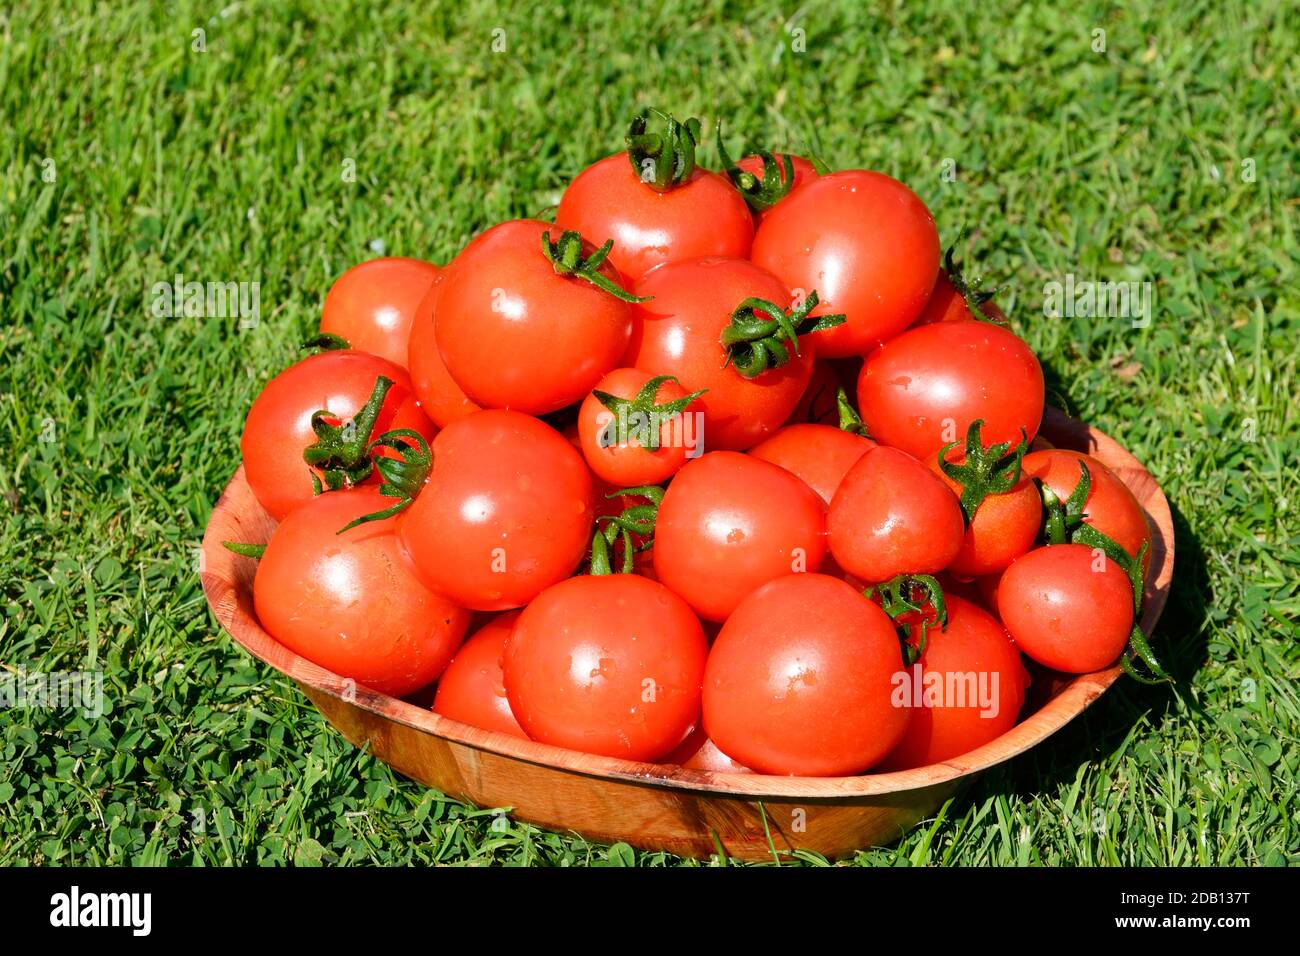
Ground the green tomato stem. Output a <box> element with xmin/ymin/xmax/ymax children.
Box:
<box><xmin>937</xmin><ymin>419</ymin><xmax>1029</xmax><ymax>525</ymax></box>
<box><xmin>715</xmin><ymin>120</ymin><xmax>798</xmax><ymax>212</ymax></box>
<box><xmin>540</xmin><ymin>229</ymin><xmax>650</xmax><ymax>303</ymax></box>
<box><xmin>719</xmin><ymin>291</ymin><xmax>845</xmax><ymax>379</ymax></box>
<box><xmin>625</xmin><ymin>108</ymin><xmax>702</xmax><ymax>192</ymax></box>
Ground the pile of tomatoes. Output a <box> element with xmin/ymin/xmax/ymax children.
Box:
<box><xmin>230</xmin><ymin>109</ymin><xmax>1166</xmax><ymax>778</ymax></box>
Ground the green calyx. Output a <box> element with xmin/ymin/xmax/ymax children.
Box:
<box><xmin>626</xmin><ymin>108</ymin><xmax>701</xmax><ymax>192</ymax></box>
<box><xmin>1036</xmin><ymin>461</ymin><xmax>1171</xmax><ymax>684</ymax></box>
<box><xmin>720</xmin><ymin>291</ymin><xmax>845</xmax><ymax>379</ymax></box>
<box><xmin>594</xmin><ymin>376</ymin><xmax>706</xmax><ymax>452</ymax></box>
<box><xmin>336</xmin><ymin>429</ymin><xmax>433</xmax><ymax>533</ymax></box>
<box><xmin>302</xmin><ymin>375</ymin><xmax>395</xmax><ymax>494</ymax></box>
<box><xmin>938</xmin><ymin>419</ymin><xmax>1028</xmax><ymax>525</ymax></box>
<box><xmin>715</xmin><ymin>120</ymin><xmax>797</xmax><ymax>212</ymax></box>
<box><xmin>1039</xmin><ymin>458</ymin><xmax>1091</xmax><ymax>545</ymax></box>
<box><xmin>1119</xmin><ymin>594</ymin><xmax>1165</xmax><ymax>685</ymax></box>
<box><xmin>588</xmin><ymin>486</ymin><xmax>664</xmax><ymax>575</ymax></box>
<box><xmin>941</xmin><ymin>232</ymin><xmax>1004</xmax><ymax>325</ymax></box>
<box><xmin>837</xmin><ymin>387</ymin><xmax>871</xmax><ymax>437</ymax></box>
<box><xmin>540</xmin><ymin>229</ymin><xmax>650</xmax><ymax>303</ymax></box>
<box><xmin>865</xmin><ymin>573</ymin><xmax>948</xmax><ymax>666</ymax></box>
<box><xmin>302</xmin><ymin>332</ymin><xmax>351</xmax><ymax>352</ymax></box>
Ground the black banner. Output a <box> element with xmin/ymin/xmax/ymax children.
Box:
<box><xmin>0</xmin><ymin>866</ymin><xmax>1283</xmax><ymax>941</ymax></box>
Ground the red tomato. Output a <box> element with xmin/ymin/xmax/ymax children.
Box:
<box><xmin>1021</xmin><ymin>449</ymin><xmax>1152</xmax><ymax>574</ymax></box>
<box><xmin>625</xmin><ymin>257</ymin><xmax>812</xmax><ymax>451</ymax></box>
<box><xmin>398</xmin><ymin>410</ymin><xmax>594</xmax><ymax>611</ymax></box>
<box><xmin>734</xmin><ymin>153</ymin><xmax>820</xmax><ymax>225</ymax></box>
<box><xmin>703</xmin><ymin>574</ymin><xmax>910</xmax><ymax>776</ymax></box>
<box><xmin>748</xmin><ymin>424</ymin><xmax>875</xmax><ymax>504</ymax></box>
<box><xmin>877</xmin><ymin>595</ymin><xmax>1028</xmax><ymax>770</ymax></box>
<box><xmin>997</xmin><ymin>544</ymin><xmax>1134</xmax><ymax>673</ymax></box>
<box><xmin>661</xmin><ymin>727</ymin><xmax>753</xmax><ymax>773</ymax></box>
<box><xmin>434</xmin><ymin>220</ymin><xmax>634</xmax><ymax>414</ymax></box>
<box><xmin>562</xmin><ymin>425</ymin><xmax>659</xmax><ymax>577</ymax></box>
<box><xmin>320</xmin><ymin>257</ymin><xmax>440</xmax><ymax>367</ymax></box>
<box><xmin>503</xmin><ymin>574</ymin><xmax>708</xmax><ymax>761</ymax></box>
<box><xmin>910</xmin><ymin>270</ymin><xmax>1009</xmax><ymax>328</ymax></box>
<box><xmin>240</xmin><ymin>350</ymin><xmax>434</xmax><ymax>521</ymax></box>
<box><xmin>751</xmin><ymin>170</ymin><xmax>940</xmax><ymax>356</ymax></box>
<box><xmin>406</xmin><ymin>273</ymin><xmax>482</xmax><ymax>427</ymax></box>
<box><xmin>857</xmin><ymin>320</ymin><xmax>1045</xmax><ymax>463</ymax></box>
<box><xmin>933</xmin><ymin>452</ymin><xmax>1042</xmax><ymax>578</ymax></box>
<box><xmin>556</xmin><ymin>154</ymin><xmax>753</xmax><ymax>282</ymax></box>
<box><xmin>654</xmin><ymin>452</ymin><xmax>827</xmax><ymax>622</ymax></box>
<box><xmin>432</xmin><ymin>612</ymin><xmax>526</xmax><ymax>738</ymax></box>
<box><xmin>576</xmin><ymin>368</ymin><xmax>702</xmax><ymax>486</ymax></box>
<box><xmin>254</xmin><ymin>488</ymin><xmax>470</xmax><ymax>698</ymax></box>
<box><xmin>735</xmin><ymin>153</ymin><xmax>819</xmax><ymax>189</ymax></box>
<box><xmin>827</xmin><ymin>446</ymin><xmax>964</xmax><ymax>582</ymax></box>
<box><xmin>562</xmin><ymin>424</ymin><xmax>632</xmax><ymax>520</ymax></box>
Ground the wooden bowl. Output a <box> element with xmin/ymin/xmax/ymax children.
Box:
<box><xmin>201</xmin><ymin>408</ymin><xmax>1173</xmax><ymax>861</ymax></box>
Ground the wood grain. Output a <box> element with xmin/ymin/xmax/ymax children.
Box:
<box><xmin>201</xmin><ymin>407</ymin><xmax>1174</xmax><ymax>859</ymax></box>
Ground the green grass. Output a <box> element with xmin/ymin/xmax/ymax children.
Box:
<box><xmin>1</xmin><ymin>0</ymin><xmax>1297</xmax><ymax>866</ymax></box>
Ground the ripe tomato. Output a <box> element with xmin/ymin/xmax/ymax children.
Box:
<box><xmin>1021</xmin><ymin>449</ymin><xmax>1152</xmax><ymax>574</ymax></box>
<box><xmin>556</xmin><ymin>156</ymin><xmax>753</xmax><ymax>282</ymax></box>
<box><xmin>703</xmin><ymin>574</ymin><xmax>910</xmax><ymax>776</ymax></box>
<box><xmin>406</xmin><ymin>273</ymin><xmax>482</xmax><ymax>427</ymax></box>
<box><xmin>434</xmin><ymin>220</ymin><xmax>634</xmax><ymax>414</ymax></box>
<box><xmin>399</xmin><ymin>410</ymin><xmax>594</xmax><ymax>611</ymax></box>
<box><xmin>320</xmin><ymin>257</ymin><xmax>440</xmax><ymax>367</ymax></box>
<box><xmin>857</xmin><ymin>320</ymin><xmax>1045</xmax><ymax>462</ymax></box>
<box><xmin>877</xmin><ymin>595</ymin><xmax>1028</xmax><ymax>770</ymax></box>
<box><xmin>562</xmin><ymin>423</ymin><xmax>635</xmax><ymax>520</ymax></box>
<box><xmin>432</xmin><ymin>612</ymin><xmax>526</xmax><ymax>738</ymax></box>
<box><xmin>748</xmin><ymin>424</ymin><xmax>875</xmax><ymax>504</ymax></box>
<box><xmin>625</xmin><ymin>257</ymin><xmax>812</xmax><ymax>450</ymax></box>
<box><xmin>503</xmin><ymin>574</ymin><xmax>708</xmax><ymax>761</ymax></box>
<box><xmin>933</xmin><ymin>440</ymin><xmax>1042</xmax><ymax>577</ymax></box>
<box><xmin>563</xmin><ymin>424</ymin><xmax>659</xmax><ymax>577</ymax></box>
<box><xmin>254</xmin><ymin>488</ymin><xmax>470</xmax><ymax>698</ymax></box>
<box><xmin>576</xmin><ymin>368</ymin><xmax>703</xmax><ymax>486</ymax></box>
<box><xmin>751</xmin><ymin>170</ymin><xmax>940</xmax><ymax>356</ymax></box>
<box><xmin>654</xmin><ymin>452</ymin><xmax>827</xmax><ymax>622</ymax></box>
<box><xmin>944</xmin><ymin>478</ymin><xmax>1040</xmax><ymax>578</ymax></box>
<box><xmin>827</xmin><ymin>446</ymin><xmax>964</xmax><ymax>582</ymax></box>
<box><xmin>911</xmin><ymin>271</ymin><xmax>973</xmax><ymax>325</ymax></box>
<box><xmin>661</xmin><ymin>727</ymin><xmax>753</xmax><ymax>773</ymax></box>
<box><xmin>241</xmin><ymin>350</ymin><xmax>434</xmax><ymax>521</ymax></box>
<box><xmin>735</xmin><ymin>153</ymin><xmax>819</xmax><ymax>189</ymax></box>
<box><xmin>910</xmin><ymin>270</ymin><xmax>1009</xmax><ymax>328</ymax></box>
<box><xmin>997</xmin><ymin>544</ymin><xmax>1134</xmax><ymax>673</ymax></box>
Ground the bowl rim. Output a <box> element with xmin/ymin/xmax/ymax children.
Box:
<box><xmin>201</xmin><ymin>407</ymin><xmax>1173</xmax><ymax>800</ymax></box>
